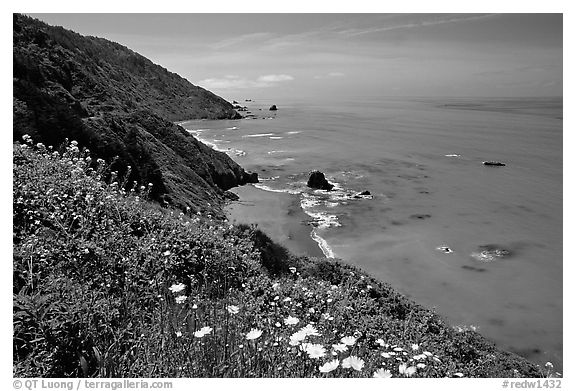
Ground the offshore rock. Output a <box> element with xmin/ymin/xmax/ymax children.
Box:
<box><xmin>307</xmin><ymin>171</ymin><xmax>334</xmax><ymax>191</ymax></box>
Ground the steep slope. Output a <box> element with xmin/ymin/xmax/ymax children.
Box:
<box><xmin>13</xmin><ymin>14</ymin><xmax>255</xmax><ymax>215</ymax></box>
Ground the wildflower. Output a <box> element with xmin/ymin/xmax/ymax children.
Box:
<box><xmin>284</xmin><ymin>315</ymin><xmax>300</xmax><ymax>326</ymax></box>
<box><xmin>175</xmin><ymin>295</ymin><xmax>187</xmax><ymax>304</ymax></box>
<box><xmin>376</xmin><ymin>338</ymin><xmax>386</xmax><ymax>347</ymax></box>
<box><xmin>303</xmin><ymin>343</ymin><xmax>326</xmax><ymax>359</ymax></box>
<box><xmin>411</xmin><ymin>343</ymin><xmax>419</xmax><ymax>351</ymax></box>
<box><xmin>272</xmin><ymin>282</ymin><xmax>280</xmax><ymax>290</ymax></box>
<box><xmin>326</xmin><ymin>298</ymin><xmax>333</xmax><ymax>303</ymax></box>
<box><xmin>300</xmin><ymin>324</ymin><xmax>321</xmax><ymax>337</ymax></box>
<box><xmin>454</xmin><ymin>373</ymin><xmax>464</xmax><ymax>377</ymax></box>
<box><xmin>289</xmin><ymin>330</ymin><xmax>307</xmax><ymax>345</ymax></box>
<box><xmin>545</xmin><ymin>362</ymin><xmax>554</xmax><ymax>369</ymax></box>
<box><xmin>319</xmin><ymin>359</ymin><xmax>339</xmax><ymax>373</ymax></box>
<box><xmin>175</xmin><ymin>331</ymin><xmax>183</xmax><ymax>337</ymax></box>
<box><xmin>332</xmin><ymin>343</ymin><xmax>348</xmax><ymax>353</ymax></box>
<box><xmin>373</xmin><ymin>368</ymin><xmax>393</xmax><ymax>378</ymax></box>
<box><xmin>289</xmin><ymin>267</ymin><xmax>297</xmax><ymax>273</ymax></box>
<box><xmin>227</xmin><ymin>305</ymin><xmax>240</xmax><ymax>314</ymax></box>
<box><xmin>192</xmin><ymin>304</ymin><xmax>198</xmax><ymax>309</ymax></box>
<box><xmin>246</xmin><ymin>328</ymin><xmax>263</xmax><ymax>340</ymax></box>
<box><xmin>416</xmin><ymin>363</ymin><xmax>426</xmax><ymax>369</ymax></box>
<box><xmin>283</xmin><ymin>297</ymin><xmax>292</xmax><ymax>302</ymax></box>
<box><xmin>275</xmin><ymin>322</ymin><xmax>282</xmax><ymax>328</ymax></box>
<box><xmin>342</xmin><ymin>356</ymin><xmax>365</xmax><ymax>371</ymax></box>
<box><xmin>308</xmin><ymin>308</ymin><xmax>315</xmax><ymax>314</ymax></box>
<box><xmin>381</xmin><ymin>352</ymin><xmax>391</xmax><ymax>358</ymax></box>
<box><xmin>340</xmin><ymin>336</ymin><xmax>356</xmax><ymax>346</ymax></box>
<box><xmin>194</xmin><ymin>326</ymin><xmax>213</xmax><ymax>338</ymax></box>
<box><xmin>393</xmin><ymin>347</ymin><xmax>404</xmax><ymax>352</ymax></box>
<box><xmin>399</xmin><ymin>363</ymin><xmax>417</xmax><ymax>377</ymax></box>
<box><xmin>163</xmin><ymin>250</ymin><xmax>171</xmax><ymax>256</ymax></box>
<box><xmin>169</xmin><ymin>283</ymin><xmax>186</xmax><ymax>294</ymax></box>
<box><xmin>274</xmin><ymin>295</ymin><xmax>280</xmax><ymax>301</ymax></box>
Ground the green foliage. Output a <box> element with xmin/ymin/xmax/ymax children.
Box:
<box><xmin>13</xmin><ymin>140</ymin><xmax>544</xmax><ymax>378</ymax></box>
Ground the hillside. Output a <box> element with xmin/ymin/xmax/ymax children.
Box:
<box><xmin>12</xmin><ymin>140</ymin><xmax>546</xmax><ymax>378</ymax></box>
<box><xmin>13</xmin><ymin>14</ymin><xmax>255</xmax><ymax>215</ymax></box>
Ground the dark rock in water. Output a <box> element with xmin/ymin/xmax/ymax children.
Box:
<box><xmin>307</xmin><ymin>170</ymin><xmax>334</xmax><ymax>191</ymax></box>
<box><xmin>269</xmin><ymin>105</ymin><xmax>278</xmax><ymax>111</ymax></box>
<box><xmin>462</xmin><ymin>265</ymin><xmax>487</xmax><ymax>272</ymax></box>
<box><xmin>483</xmin><ymin>161</ymin><xmax>506</xmax><ymax>166</ymax></box>
<box><xmin>359</xmin><ymin>190</ymin><xmax>371</xmax><ymax>196</ymax></box>
<box><xmin>243</xmin><ymin>172</ymin><xmax>259</xmax><ymax>184</ymax></box>
<box><xmin>410</xmin><ymin>214</ymin><xmax>432</xmax><ymax>220</ymax></box>
<box><xmin>471</xmin><ymin>244</ymin><xmax>512</xmax><ymax>262</ymax></box>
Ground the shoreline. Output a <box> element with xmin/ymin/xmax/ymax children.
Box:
<box><xmin>224</xmin><ymin>185</ymin><xmax>326</xmax><ymax>258</ymax></box>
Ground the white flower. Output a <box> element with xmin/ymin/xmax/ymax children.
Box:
<box><xmin>168</xmin><ymin>283</ymin><xmax>186</xmax><ymax>294</ymax></box>
<box><xmin>303</xmin><ymin>343</ymin><xmax>326</xmax><ymax>359</ymax></box>
<box><xmin>289</xmin><ymin>267</ymin><xmax>297</xmax><ymax>273</ymax></box>
<box><xmin>545</xmin><ymin>362</ymin><xmax>554</xmax><ymax>368</ymax></box>
<box><xmin>411</xmin><ymin>343</ymin><xmax>419</xmax><ymax>351</ymax></box>
<box><xmin>175</xmin><ymin>331</ymin><xmax>183</xmax><ymax>337</ymax></box>
<box><xmin>283</xmin><ymin>297</ymin><xmax>292</xmax><ymax>302</ymax></box>
<box><xmin>454</xmin><ymin>372</ymin><xmax>464</xmax><ymax>377</ymax></box>
<box><xmin>289</xmin><ymin>330</ymin><xmax>308</xmax><ymax>345</ymax></box>
<box><xmin>375</xmin><ymin>338</ymin><xmax>386</xmax><ymax>347</ymax></box>
<box><xmin>284</xmin><ymin>315</ymin><xmax>300</xmax><ymax>326</ymax></box>
<box><xmin>381</xmin><ymin>352</ymin><xmax>391</xmax><ymax>358</ymax></box>
<box><xmin>373</xmin><ymin>368</ymin><xmax>393</xmax><ymax>378</ymax></box>
<box><xmin>193</xmin><ymin>326</ymin><xmax>212</xmax><ymax>338</ymax></box>
<box><xmin>275</xmin><ymin>322</ymin><xmax>282</xmax><ymax>328</ymax></box>
<box><xmin>340</xmin><ymin>336</ymin><xmax>356</xmax><ymax>346</ymax></box>
<box><xmin>416</xmin><ymin>363</ymin><xmax>426</xmax><ymax>369</ymax></box>
<box><xmin>342</xmin><ymin>356</ymin><xmax>364</xmax><ymax>371</ymax></box>
<box><xmin>272</xmin><ymin>283</ymin><xmax>280</xmax><ymax>290</ymax></box>
<box><xmin>163</xmin><ymin>250</ymin><xmax>171</xmax><ymax>256</ymax></box>
<box><xmin>300</xmin><ymin>324</ymin><xmax>321</xmax><ymax>337</ymax></box>
<box><xmin>175</xmin><ymin>295</ymin><xmax>187</xmax><ymax>304</ymax></box>
<box><xmin>227</xmin><ymin>305</ymin><xmax>240</xmax><ymax>314</ymax></box>
<box><xmin>332</xmin><ymin>343</ymin><xmax>348</xmax><ymax>353</ymax></box>
<box><xmin>399</xmin><ymin>363</ymin><xmax>417</xmax><ymax>377</ymax></box>
<box><xmin>319</xmin><ymin>359</ymin><xmax>339</xmax><ymax>373</ymax></box>
<box><xmin>246</xmin><ymin>328</ymin><xmax>263</xmax><ymax>340</ymax></box>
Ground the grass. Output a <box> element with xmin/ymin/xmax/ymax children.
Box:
<box><xmin>13</xmin><ymin>137</ymin><xmax>555</xmax><ymax>378</ymax></box>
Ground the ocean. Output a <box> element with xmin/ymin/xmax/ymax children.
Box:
<box><xmin>179</xmin><ymin>96</ymin><xmax>562</xmax><ymax>370</ymax></box>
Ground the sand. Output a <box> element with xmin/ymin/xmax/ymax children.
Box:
<box><xmin>224</xmin><ymin>185</ymin><xmax>324</xmax><ymax>258</ymax></box>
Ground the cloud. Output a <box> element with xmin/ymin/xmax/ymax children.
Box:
<box><xmin>257</xmin><ymin>74</ymin><xmax>294</xmax><ymax>82</ymax></box>
<box><xmin>197</xmin><ymin>74</ymin><xmax>294</xmax><ymax>90</ymax></box>
<box><xmin>338</xmin><ymin>14</ymin><xmax>498</xmax><ymax>37</ymax></box>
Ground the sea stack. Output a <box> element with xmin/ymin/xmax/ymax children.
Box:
<box><xmin>307</xmin><ymin>171</ymin><xmax>334</xmax><ymax>191</ymax></box>
<box><xmin>269</xmin><ymin>105</ymin><xmax>278</xmax><ymax>111</ymax></box>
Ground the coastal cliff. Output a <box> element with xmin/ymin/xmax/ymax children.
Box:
<box><xmin>13</xmin><ymin>14</ymin><xmax>254</xmax><ymax>215</ymax></box>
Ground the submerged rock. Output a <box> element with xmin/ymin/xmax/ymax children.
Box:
<box><xmin>471</xmin><ymin>245</ymin><xmax>512</xmax><ymax>262</ymax></box>
<box><xmin>269</xmin><ymin>105</ymin><xmax>278</xmax><ymax>111</ymax></box>
<box><xmin>307</xmin><ymin>170</ymin><xmax>334</xmax><ymax>191</ymax></box>
<box><xmin>483</xmin><ymin>161</ymin><xmax>506</xmax><ymax>166</ymax></box>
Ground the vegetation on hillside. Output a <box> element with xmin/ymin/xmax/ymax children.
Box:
<box><xmin>13</xmin><ymin>14</ymin><xmax>255</xmax><ymax>216</ymax></box>
<box><xmin>13</xmin><ymin>138</ymin><xmax>549</xmax><ymax>378</ymax></box>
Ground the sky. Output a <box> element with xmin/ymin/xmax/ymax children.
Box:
<box><xmin>27</xmin><ymin>13</ymin><xmax>563</xmax><ymax>102</ymax></box>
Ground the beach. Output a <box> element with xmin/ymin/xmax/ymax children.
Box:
<box><xmin>225</xmin><ymin>185</ymin><xmax>324</xmax><ymax>258</ymax></box>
